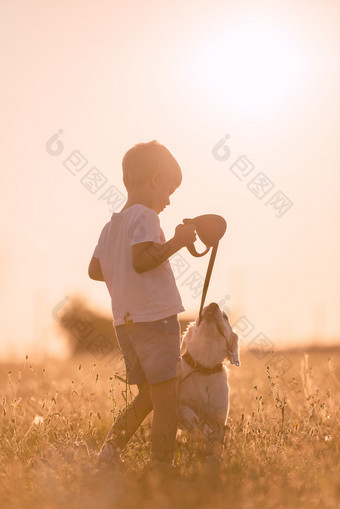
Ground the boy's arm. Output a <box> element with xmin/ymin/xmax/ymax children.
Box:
<box><xmin>132</xmin><ymin>223</ymin><xmax>196</xmax><ymax>273</ymax></box>
<box><xmin>88</xmin><ymin>256</ymin><xmax>105</xmax><ymax>281</ymax></box>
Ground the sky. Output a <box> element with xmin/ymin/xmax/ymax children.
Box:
<box><xmin>1</xmin><ymin>0</ymin><xmax>339</xmax><ymax>360</ymax></box>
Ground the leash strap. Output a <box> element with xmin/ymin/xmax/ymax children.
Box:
<box><xmin>179</xmin><ymin>368</ymin><xmax>198</xmax><ymax>385</ymax></box>
<box><xmin>198</xmin><ymin>242</ymin><xmax>219</xmax><ymax>324</ymax></box>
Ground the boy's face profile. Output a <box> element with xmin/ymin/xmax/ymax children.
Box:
<box><xmin>149</xmin><ymin>171</ymin><xmax>177</xmax><ymax>215</ymax></box>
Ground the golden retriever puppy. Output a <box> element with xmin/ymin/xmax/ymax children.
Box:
<box><xmin>178</xmin><ymin>302</ymin><xmax>240</xmax><ymax>460</ymax></box>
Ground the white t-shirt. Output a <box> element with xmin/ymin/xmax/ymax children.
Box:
<box><xmin>92</xmin><ymin>204</ymin><xmax>185</xmax><ymax>326</ymax></box>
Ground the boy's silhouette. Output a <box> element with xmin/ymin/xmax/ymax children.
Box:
<box><xmin>88</xmin><ymin>140</ymin><xmax>196</xmax><ymax>470</ymax></box>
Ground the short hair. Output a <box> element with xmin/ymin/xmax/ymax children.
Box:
<box><xmin>122</xmin><ymin>140</ymin><xmax>182</xmax><ymax>192</ymax></box>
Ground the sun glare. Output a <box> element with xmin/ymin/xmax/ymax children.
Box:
<box><xmin>191</xmin><ymin>21</ymin><xmax>307</xmax><ymax>117</ymax></box>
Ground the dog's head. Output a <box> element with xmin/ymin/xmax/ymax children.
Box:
<box><xmin>181</xmin><ymin>302</ymin><xmax>240</xmax><ymax>367</ymax></box>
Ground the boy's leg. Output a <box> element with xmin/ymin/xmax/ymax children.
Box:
<box><xmin>102</xmin><ymin>316</ymin><xmax>181</xmax><ymax>467</ymax></box>
<box><xmin>99</xmin><ymin>382</ymin><xmax>153</xmax><ymax>462</ymax></box>
<box><xmin>149</xmin><ymin>377</ymin><xmax>178</xmax><ymax>466</ymax></box>
<box><xmin>99</xmin><ymin>322</ymin><xmax>154</xmax><ymax>463</ymax></box>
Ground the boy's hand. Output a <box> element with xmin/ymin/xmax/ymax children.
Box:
<box><xmin>174</xmin><ymin>223</ymin><xmax>197</xmax><ymax>248</ymax></box>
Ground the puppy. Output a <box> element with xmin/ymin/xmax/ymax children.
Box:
<box><xmin>177</xmin><ymin>302</ymin><xmax>240</xmax><ymax>459</ymax></box>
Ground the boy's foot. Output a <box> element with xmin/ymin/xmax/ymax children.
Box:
<box><xmin>94</xmin><ymin>443</ymin><xmax>125</xmax><ymax>475</ymax></box>
<box><xmin>98</xmin><ymin>442</ymin><xmax>120</xmax><ymax>464</ymax></box>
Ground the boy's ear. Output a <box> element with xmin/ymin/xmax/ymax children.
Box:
<box><xmin>150</xmin><ymin>170</ymin><xmax>161</xmax><ymax>187</ymax></box>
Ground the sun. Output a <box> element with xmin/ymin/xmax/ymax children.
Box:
<box><xmin>191</xmin><ymin>21</ymin><xmax>307</xmax><ymax>117</ymax></box>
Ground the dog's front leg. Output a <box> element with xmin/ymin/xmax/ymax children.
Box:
<box><xmin>178</xmin><ymin>405</ymin><xmax>203</xmax><ymax>437</ymax></box>
<box><xmin>203</xmin><ymin>421</ymin><xmax>225</xmax><ymax>461</ymax></box>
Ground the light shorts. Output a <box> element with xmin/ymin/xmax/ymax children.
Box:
<box><xmin>114</xmin><ymin>315</ymin><xmax>181</xmax><ymax>385</ymax></box>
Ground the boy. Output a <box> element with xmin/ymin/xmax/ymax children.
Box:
<box><xmin>88</xmin><ymin>140</ymin><xmax>196</xmax><ymax>470</ymax></box>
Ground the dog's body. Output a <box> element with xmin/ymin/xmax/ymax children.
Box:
<box><xmin>177</xmin><ymin>302</ymin><xmax>240</xmax><ymax>457</ymax></box>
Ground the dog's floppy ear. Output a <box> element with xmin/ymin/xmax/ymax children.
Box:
<box><xmin>230</xmin><ymin>331</ymin><xmax>241</xmax><ymax>366</ymax></box>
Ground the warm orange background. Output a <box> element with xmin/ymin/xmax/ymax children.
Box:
<box><xmin>1</xmin><ymin>1</ymin><xmax>339</xmax><ymax>359</ymax></box>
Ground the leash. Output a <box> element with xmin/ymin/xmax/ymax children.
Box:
<box><xmin>197</xmin><ymin>242</ymin><xmax>219</xmax><ymax>325</ymax></box>
<box><xmin>179</xmin><ymin>368</ymin><xmax>198</xmax><ymax>385</ymax></box>
<box><xmin>183</xmin><ymin>214</ymin><xmax>226</xmax><ymax>325</ymax></box>
<box><xmin>179</xmin><ymin>215</ymin><xmax>228</xmax><ymax>385</ymax></box>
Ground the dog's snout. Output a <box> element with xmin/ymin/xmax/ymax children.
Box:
<box><xmin>204</xmin><ymin>303</ymin><xmax>218</xmax><ymax>320</ymax></box>
<box><xmin>208</xmin><ymin>302</ymin><xmax>219</xmax><ymax>311</ymax></box>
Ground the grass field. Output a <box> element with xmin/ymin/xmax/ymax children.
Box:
<box><xmin>0</xmin><ymin>346</ymin><xmax>339</xmax><ymax>509</ymax></box>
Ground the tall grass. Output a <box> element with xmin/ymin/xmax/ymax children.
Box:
<box><xmin>0</xmin><ymin>348</ymin><xmax>339</xmax><ymax>509</ymax></box>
